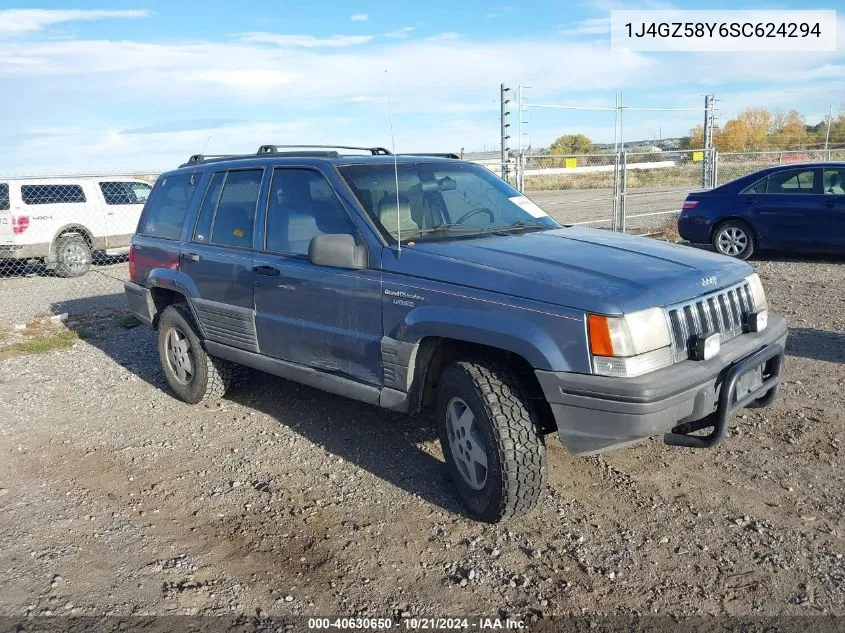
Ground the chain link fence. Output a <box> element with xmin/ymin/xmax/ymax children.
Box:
<box><xmin>0</xmin><ymin>172</ymin><xmax>159</xmax><ymax>327</ymax></box>
<box><xmin>716</xmin><ymin>149</ymin><xmax>845</xmax><ymax>185</ymax></box>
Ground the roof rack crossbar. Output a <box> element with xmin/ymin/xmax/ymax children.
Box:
<box><xmin>397</xmin><ymin>152</ymin><xmax>461</xmax><ymax>159</ymax></box>
<box><xmin>257</xmin><ymin>144</ymin><xmax>392</xmax><ymax>156</ymax></box>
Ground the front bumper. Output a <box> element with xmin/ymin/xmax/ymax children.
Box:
<box><xmin>536</xmin><ymin>314</ymin><xmax>787</xmax><ymax>455</ymax></box>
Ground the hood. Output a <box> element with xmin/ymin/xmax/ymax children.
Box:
<box><xmin>389</xmin><ymin>227</ymin><xmax>752</xmax><ymax>314</ymax></box>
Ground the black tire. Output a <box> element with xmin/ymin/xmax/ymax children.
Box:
<box><xmin>436</xmin><ymin>358</ymin><xmax>547</xmax><ymax>523</ymax></box>
<box><xmin>157</xmin><ymin>304</ymin><xmax>248</xmax><ymax>404</ymax></box>
<box><xmin>53</xmin><ymin>234</ymin><xmax>92</xmax><ymax>278</ymax></box>
<box><xmin>712</xmin><ymin>219</ymin><xmax>755</xmax><ymax>260</ymax></box>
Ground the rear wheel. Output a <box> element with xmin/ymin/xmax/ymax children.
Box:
<box><xmin>53</xmin><ymin>234</ymin><xmax>92</xmax><ymax>278</ymax></box>
<box><xmin>712</xmin><ymin>220</ymin><xmax>755</xmax><ymax>260</ymax></box>
<box><xmin>436</xmin><ymin>358</ymin><xmax>547</xmax><ymax>523</ymax></box>
<box><xmin>157</xmin><ymin>304</ymin><xmax>248</xmax><ymax>404</ymax></box>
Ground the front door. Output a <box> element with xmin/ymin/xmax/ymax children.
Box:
<box><xmin>180</xmin><ymin>168</ymin><xmax>265</xmax><ymax>352</ymax></box>
<box><xmin>97</xmin><ymin>180</ymin><xmax>153</xmax><ymax>248</ymax></box>
<box><xmin>821</xmin><ymin>167</ymin><xmax>845</xmax><ymax>250</ymax></box>
<box><xmin>253</xmin><ymin>167</ymin><xmax>383</xmax><ymax>385</ymax></box>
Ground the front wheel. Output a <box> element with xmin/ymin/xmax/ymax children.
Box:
<box><xmin>157</xmin><ymin>304</ymin><xmax>247</xmax><ymax>404</ymax></box>
<box><xmin>436</xmin><ymin>359</ymin><xmax>547</xmax><ymax>522</ymax></box>
<box><xmin>712</xmin><ymin>220</ymin><xmax>755</xmax><ymax>260</ymax></box>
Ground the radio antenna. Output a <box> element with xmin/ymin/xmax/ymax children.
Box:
<box><xmin>385</xmin><ymin>69</ymin><xmax>401</xmax><ymax>253</ymax></box>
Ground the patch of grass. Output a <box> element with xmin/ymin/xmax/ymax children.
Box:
<box><xmin>524</xmin><ymin>164</ymin><xmax>704</xmax><ymax>192</ymax></box>
<box><xmin>0</xmin><ymin>329</ymin><xmax>89</xmax><ymax>360</ymax></box>
<box><xmin>115</xmin><ymin>314</ymin><xmax>142</xmax><ymax>329</ymax></box>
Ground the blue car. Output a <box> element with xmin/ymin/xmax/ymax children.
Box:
<box><xmin>678</xmin><ymin>162</ymin><xmax>845</xmax><ymax>259</ymax></box>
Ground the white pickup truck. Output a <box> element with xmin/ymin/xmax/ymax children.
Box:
<box><xmin>0</xmin><ymin>176</ymin><xmax>154</xmax><ymax>277</ymax></box>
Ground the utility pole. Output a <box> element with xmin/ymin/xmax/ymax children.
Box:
<box><xmin>702</xmin><ymin>94</ymin><xmax>716</xmax><ymax>188</ymax></box>
<box><xmin>824</xmin><ymin>105</ymin><xmax>833</xmax><ymax>151</ymax></box>
<box><xmin>500</xmin><ymin>83</ymin><xmax>511</xmax><ymax>181</ymax></box>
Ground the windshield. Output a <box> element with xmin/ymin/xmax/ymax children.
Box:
<box><xmin>337</xmin><ymin>161</ymin><xmax>561</xmax><ymax>242</ymax></box>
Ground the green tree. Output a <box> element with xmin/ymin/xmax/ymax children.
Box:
<box><xmin>548</xmin><ymin>134</ymin><xmax>593</xmax><ymax>155</ymax></box>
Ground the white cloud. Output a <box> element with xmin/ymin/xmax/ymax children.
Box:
<box><xmin>0</xmin><ymin>9</ymin><xmax>149</xmax><ymax>37</ymax></box>
<box><xmin>384</xmin><ymin>26</ymin><xmax>415</xmax><ymax>39</ymax></box>
<box><xmin>350</xmin><ymin>14</ymin><xmax>368</xmax><ymax>22</ymax></box>
<box><xmin>235</xmin><ymin>32</ymin><xmax>373</xmax><ymax>48</ymax></box>
<box><xmin>426</xmin><ymin>32</ymin><xmax>462</xmax><ymax>41</ymax></box>
<box><xmin>559</xmin><ymin>17</ymin><xmax>610</xmax><ymax>37</ymax></box>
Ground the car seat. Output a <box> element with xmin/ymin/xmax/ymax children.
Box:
<box><xmin>379</xmin><ymin>195</ymin><xmax>419</xmax><ymax>236</ymax></box>
<box><xmin>826</xmin><ymin>172</ymin><xmax>845</xmax><ymax>195</ymax></box>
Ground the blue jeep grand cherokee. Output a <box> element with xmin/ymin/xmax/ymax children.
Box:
<box><xmin>124</xmin><ymin>145</ymin><xmax>787</xmax><ymax>522</ymax></box>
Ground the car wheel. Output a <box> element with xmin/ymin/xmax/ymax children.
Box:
<box><xmin>157</xmin><ymin>303</ymin><xmax>248</xmax><ymax>404</ymax></box>
<box><xmin>712</xmin><ymin>220</ymin><xmax>755</xmax><ymax>260</ymax></box>
<box><xmin>436</xmin><ymin>358</ymin><xmax>547</xmax><ymax>522</ymax></box>
<box><xmin>53</xmin><ymin>235</ymin><xmax>92</xmax><ymax>278</ymax></box>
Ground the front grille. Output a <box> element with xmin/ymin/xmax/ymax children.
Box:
<box><xmin>666</xmin><ymin>281</ymin><xmax>755</xmax><ymax>361</ymax></box>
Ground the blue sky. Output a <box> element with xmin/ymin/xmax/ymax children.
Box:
<box><xmin>0</xmin><ymin>0</ymin><xmax>843</xmax><ymax>172</ymax></box>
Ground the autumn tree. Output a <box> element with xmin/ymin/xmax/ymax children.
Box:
<box><xmin>770</xmin><ymin>110</ymin><xmax>809</xmax><ymax>149</ymax></box>
<box><xmin>680</xmin><ymin>125</ymin><xmax>705</xmax><ymax>149</ymax></box>
<box><xmin>548</xmin><ymin>134</ymin><xmax>593</xmax><ymax>154</ymax></box>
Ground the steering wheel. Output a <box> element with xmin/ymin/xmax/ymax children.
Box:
<box><xmin>454</xmin><ymin>207</ymin><xmax>495</xmax><ymax>225</ymax></box>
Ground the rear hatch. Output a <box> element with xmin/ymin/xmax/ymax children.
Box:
<box><xmin>0</xmin><ymin>183</ymin><xmax>14</xmax><ymax>245</ymax></box>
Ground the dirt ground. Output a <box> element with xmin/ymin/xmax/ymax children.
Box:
<box><xmin>0</xmin><ymin>254</ymin><xmax>843</xmax><ymax>623</ymax></box>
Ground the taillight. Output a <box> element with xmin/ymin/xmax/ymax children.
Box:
<box><xmin>682</xmin><ymin>200</ymin><xmax>700</xmax><ymax>210</ymax></box>
<box><xmin>128</xmin><ymin>243</ymin><xmax>136</xmax><ymax>280</ymax></box>
<box><xmin>12</xmin><ymin>216</ymin><xmax>29</xmax><ymax>234</ymax></box>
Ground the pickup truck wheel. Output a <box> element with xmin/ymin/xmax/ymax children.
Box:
<box><xmin>157</xmin><ymin>304</ymin><xmax>247</xmax><ymax>404</ymax></box>
<box><xmin>436</xmin><ymin>359</ymin><xmax>547</xmax><ymax>522</ymax></box>
<box><xmin>712</xmin><ymin>220</ymin><xmax>755</xmax><ymax>260</ymax></box>
<box><xmin>53</xmin><ymin>235</ymin><xmax>92</xmax><ymax>278</ymax></box>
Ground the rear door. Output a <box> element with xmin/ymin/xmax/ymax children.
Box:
<box><xmin>751</xmin><ymin>167</ymin><xmax>822</xmax><ymax>249</ymax></box>
<box><xmin>97</xmin><ymin>180</ymin><xmax>153</xmax><ymax>248</ymax></box>
<box><xmin>179</xmin><ymin>168</ymin><xmax>266</xmax><ymax>353</ymax></box>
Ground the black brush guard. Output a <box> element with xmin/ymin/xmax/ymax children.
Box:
<box><xmin>664</xmin><ymin>343</ymin><xmax>784</xmax><ymax>449</ymax></box>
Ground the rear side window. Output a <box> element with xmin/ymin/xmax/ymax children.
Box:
<box><xmin>0</xmin><ymin>184</ymin><xmax>8</xmax><ymax>211</ymax></box>
<box><xmin>139</xmin><ymin>173</ymin><xmax>199</xmax><ymax>240</ymax></box>
<box><xmin>208</xmin><ymin>169</ymin><xmax>263</xmax><ymax>248</ymax></box>
<box><xmin>21</xmin><ymin>184</ymin><xmax>86</xmax><ymax>205</ymax></box>
<box><xmin>766</xmin><ymin>169</ymin><xmax>816</xmax><ymax>194</ymax></box>
<box><xmin>742</xmin><ymin>177</ymin><xmax>767</xmax><ymax>194</ymax></box>
<box><xmin>100</xmin><ymin>181</ymin><xmax>152</xmax><ymax>205</ymax></box>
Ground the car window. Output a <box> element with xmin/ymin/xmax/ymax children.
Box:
<box><xmin>766</xmin><ymin>169</ymin><xmax>816</xmax><ymax>194</ymax></box>
<box><xmin>21</xmin><ymin>184</ymin><xmax>86</xmax><ymax>205</ymax></box>
<box><xmin>742</xmin><ymin>177</ymin><xmax>767</xmax><ymax>194</ymax></box>
<box><xmin>139</xmin><ymin>173</ymin><xmax>199</xmax><ymax>240</ymax></box>
<box><xmin>0</xmin><ymin>183</ymin><xmax>8</xmax><ymax>211</ymax></box>
<box><xmin>338</xmin><ymin>161</ymin><xmax>560</xmax><ymax>242</ymax></box>
<box><xmin>208</xmin><ymin>169</ymin><xmax>263</xmax><ymax>248</ymax></box>
<box><xmin>100</xmin><ymin>181</ymin><xmax>152</xmax><ymax>205</ymax></box>
<box><xmin>265</xmin><ymin>168</ymin><xmax>357</xmax><ymax>256</ymax></box>
<box><xmin>823</xmin><ymin>168</ymin><xmax>845</xmax><ymax>195</ymax></box>
<box><xmin>193</xmin><ymin>172</ymin><xmax>225</xmax><ymax>242</ymax></box>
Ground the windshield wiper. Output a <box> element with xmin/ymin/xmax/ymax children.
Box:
<box><xmin>413</xmin><ymin>223</ymin><xmax>485</xmax><ymax>236</ymax></box>
<box><xmin>483</xmin><ymin>220</ymin><xmax>549</xmax><ymax>235</ymax></box>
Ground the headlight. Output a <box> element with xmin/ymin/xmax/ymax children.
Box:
<box><xmin>587</xmin><ymin>307</ymin><xmax>673</xmax><ymax>377</ymax></box>
<box><xmin>745</xmin><ymin>272</ymin><xmax>768</xmax><ymax>310</ymax></box>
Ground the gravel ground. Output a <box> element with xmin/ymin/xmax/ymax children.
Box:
<box><xmin>0</xmin><ymin>254</ymin><xmax>843</xmax><ymax>622</ymax></box>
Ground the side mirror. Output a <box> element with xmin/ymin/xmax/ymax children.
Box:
<box><xmin>308</xmin><ymin>234</ymin><xmax>368</xmax><ymax>269</ymax></box>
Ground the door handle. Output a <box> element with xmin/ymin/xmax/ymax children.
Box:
<box><xmin>825</xmin><ymin>201</ymin><xmax>836</xmax><ymax>207</ymax></box>
<box><xmin>252</xmin><ymin>265</ymin><xmax>280</xmax><ymax>276</ymax></box>
<box><xmin>743</xmin><ymin>199</ymin><xmax>755</xmax><ymax>205</ymax></box>
<box><xmin>181</xmin><ymin>252</ymin><xmax>200</xmax><ymax>262</ymax></box>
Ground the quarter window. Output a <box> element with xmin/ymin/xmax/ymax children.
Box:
<box><xmin>139</xmin><ymin>173</ymin><xmax>199</xmax><ymax>240</ymax></box>
<box><xmin>21</xmin><ymin>184</ymin><xmax>86</xmax><ymax>205</ymax></box>
<box><xmin>265</xmin><ymin>168</ymin><xmax>358</xmax><ymax>256</ymax></box>
<box><xmin>208</xmin><ymin>169</ymin><xmax>263</xmax><ymax>248</ymax></box>
<box><xmin>0</xmin><ymin>184</ymin><xmax>8</xmax><ymax>211</ymax></box>
<box><xmin>100</xmin><ymin>181</ymin><xmax>153</xmax><ymax>205</ymax></box>
<box><xmin>742</xmin><ymin>177</ymin><xmax>767</xmax><ymax>194</ymax></box>
<box><xmin>766</xmin><ymin>170</ymin><xmax>816</xmax><ymax>194</ymax></box>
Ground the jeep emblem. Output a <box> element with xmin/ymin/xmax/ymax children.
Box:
<box><xmin>701</xmin><ymin>276</ymin><xmax>717</xmax><ymax>287</ymax></box>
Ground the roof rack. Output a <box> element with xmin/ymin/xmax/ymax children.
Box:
<box><xmin>257</xmin><ymin>144</ymin><xmax>392</xmax><ymax>156</ymax></box>
<box><xmin>180</xmin><ymin>144</ymin><xmax>394</xmax><ymax>168</ymax></box>
<box><xmin>398</xmin><ymin>152</ymin><xmax>461</xmax><ymax>159</ymax></box>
